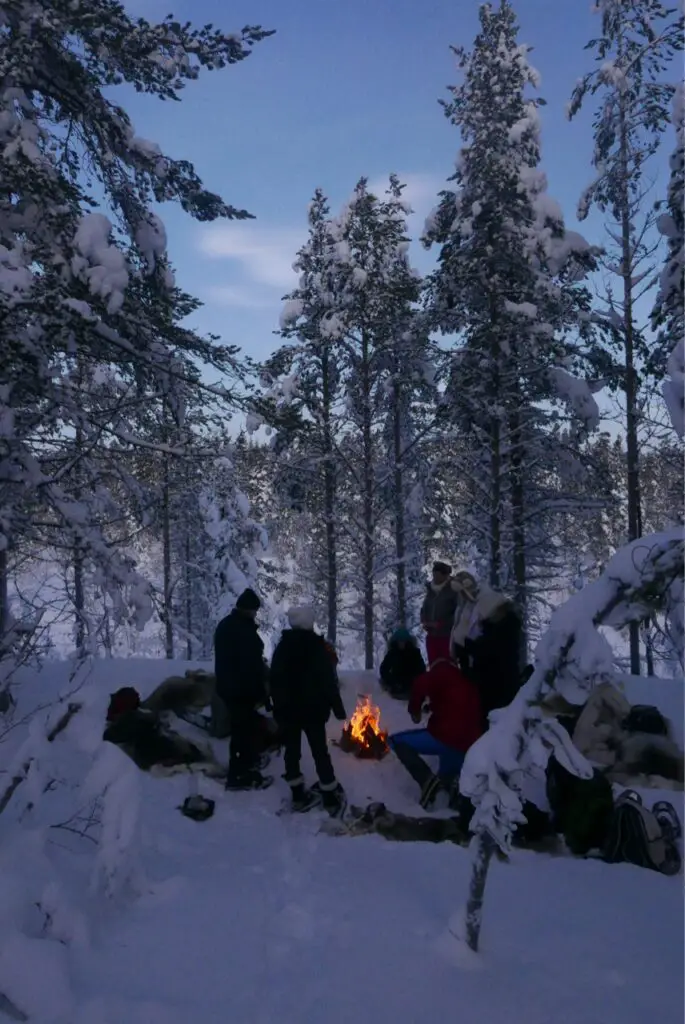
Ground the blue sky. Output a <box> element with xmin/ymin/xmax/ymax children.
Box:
<box><xmin>123</xmin><ymin>0</ymin><xmax>646</xmax><ymax>371</ymax></box>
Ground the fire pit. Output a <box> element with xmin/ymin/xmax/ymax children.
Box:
<box><xmin>339</xmin><ymin>695</ymin><xmax>389</xmax><ymax>760</ymax></box>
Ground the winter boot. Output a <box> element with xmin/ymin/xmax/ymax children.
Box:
<box><xmin>225</xmin><ymin>769</ymin><xmax>273</xmax><ymax>792</ymax></box>
<box><xmin>319</xmin><ymin>782</ymin><xmax>347</xmax><ymax>818</ymax></box>
<box><xmin>290</xmin><ymin>783</ymin><xmax>320</xmax><ymax>814</ymax></box>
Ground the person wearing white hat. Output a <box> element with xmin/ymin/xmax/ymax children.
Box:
<box><xmin>269</xmin><ymin>607</ymin><xmax>347</xmax><ymax>815</ymax></box>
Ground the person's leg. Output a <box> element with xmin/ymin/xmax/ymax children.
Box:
<box><xmin>282</xmin><ymin>721</ymin><xmax>304</xmax><ymax>787</ymax></box>
<box><xmin>303</xmin><ymin>720</ymin><xmax>337</xmax><ymax>789</ymax></box>
<box><xmin>433</xmin><ymin>635</ymin><xmax>451</xmax><ymax>661</ymax></box>
<box><xmin>390</xmin><ymin>729</ymin><xmax>464</xmax><ymax>807</ymax></box>
<box><xmin>228</xmin><ymin>703</ymin><xmax>258</xmax><ymax>780</ymax></box>
<box><xmin>389</xmin><ymin>738</ymin><xmax>434</xmax><ymax>790</ymax></box>
<box><xmin>425</xmin><ymin>635</ymin><xmax>438</xmax><ymax>665</ymax></box>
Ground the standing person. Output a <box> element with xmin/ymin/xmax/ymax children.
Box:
<box><xmin>214</xmin><ymin>588</ymin><xmax>273</xmax><ymax>791</ymax></box>
<box><xmin>269</xmin><ymin>606</ymin><xmax>347</xmax><ymax>816</ymax></box>
<box><xmin>450</xmin><ymin>571</ymin><xmax>524</xmax><ymax>721</ymax></box>
<box><xmin>420</xmin><ymin>561</ymin><xmax>459</xmax><ymax>664</ymax></box>
<box><xmin>388</xmin><ymin>657</ymin><xmax>483</xmax><ymax>809</ymax></box>
<box><xmin>379</xmin><ymin>628</ymin><xmax>426</xmax><ymax>700</ymax></box>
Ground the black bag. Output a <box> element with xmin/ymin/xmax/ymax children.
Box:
<box><xmin>623</xmin><ymin>705</ymin><xmax>668</xmax><ymax>737</ymax></box>
<box><xmin>546</xmin><ymin>756</ymin><xmax>615</xmax><ymax>856</ymax></box>
<box><xmin>603</xmin><ymin>791</ymin><xmax>681</xmax><ymax>875</ymax></box>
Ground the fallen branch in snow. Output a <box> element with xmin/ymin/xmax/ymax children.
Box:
<box><xmin>0</xmin><ymin>702</ymin><xmax>82</xmax><ymax>816</ymax></box>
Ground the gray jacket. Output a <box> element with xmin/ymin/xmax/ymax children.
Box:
<box><xmin>420</xmin><ymin>581</ymin><xmax>459</xmax><ymax>636</ymax></box>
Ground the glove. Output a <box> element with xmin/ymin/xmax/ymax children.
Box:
<box><xmin>410</xmin><ymin>711</ymin><xmax>422</xmax><ymax>725</ymax></box>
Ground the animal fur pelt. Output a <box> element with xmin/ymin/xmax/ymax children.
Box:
<box><xmin>141</xmin><ymin>669</ymin><xmax>216</xmax><ymax>714</ymax></box>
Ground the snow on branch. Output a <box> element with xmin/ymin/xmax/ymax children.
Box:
<box><xmin>460</xmin><ymin>527</ymin><xmax>685</xmax><ymax>852</ymax></box>
<box><xmin>663</xmin><ymin>338</ymin><xmax>685</xmax><ymax>437</ymax></box>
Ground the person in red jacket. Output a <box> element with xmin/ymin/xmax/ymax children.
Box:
<box><xmin>388</xmin><ymin>658</ymin><xmax>483</xmax><ymax>809</ymax></box>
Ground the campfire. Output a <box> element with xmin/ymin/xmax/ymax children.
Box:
<box><xmin>339</xmin><ymin>694</ymin><xmax>389</xmax><ymax>760</ymax></box>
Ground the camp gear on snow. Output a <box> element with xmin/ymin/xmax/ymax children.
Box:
<box><xmin>652</xmin><ymin>800</ymin><xmax>682</xmax><ymax>842</ymax></box>
<box><xmin>179</xmin><ymin>795</ymin><xmax>215</xmax><ymax>822</ymax></box>
<box><xmin>623</xmin><ymin>705</ymin><xmax>669</xmax><ymax>737</ymax></box>
<box><xmin>546</xmin><ymin>756</ymin><xmax>615</xmax><ymax>856</ymax></box>
<box><xmin>407</xmin><ymin>659</ymin><xmax>483</xmax><ymax>753</ymax></box>
<box><xmin>602</xmin><ymin>790</ymin><xmax>682</xmax><ymax>875</ymax></box>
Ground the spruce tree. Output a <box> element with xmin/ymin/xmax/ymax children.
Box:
<box><xmin>0</xmin><ymin>1</ymin><xmax>272</xmax><ymax>664</ymax></box>
<box><xmin>423</xmin><ymin>0</ymin><xmax>601</xmax><ymax>646</ymax></box>
<box><xmin>568</xmin><ymin>0</ymin><xmax>683</xmax><ymax>671</ymax></box>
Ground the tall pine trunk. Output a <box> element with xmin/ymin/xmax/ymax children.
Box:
<box><xmin>509</xmin><ymin>391</ymin><xmax>527</xmax><ymax>661</ymax></box>
<box><xmin>321</xmin><ymin>348</ymin><xmax>338</xmax><ymax>644</ymax></box>
<box><xmin>72</xmin><ymin>424</ymin><xmax>86</xmax><ymax>656</ymax></box>
<box><xmin>0</xmin><ymin>547</ymin><xmax>8</xmax><ymax>665</ymax></box>
<box><xmin>464</xmin><ymin>832</ymin><xmax>496</xmax><ymax>952</ymax></box>
<box><xmin>361</xmin><ymin>330</ymin><xmax>375</xmax><ymax>669</ymax></box>
<box><xmin>392</xmin><ymin>375</ymin><xmax>408</xmax><ymax>628</ymax></box>
<box><xmin>161</xmin><ymin>457</ymin><xmax>174</xmax><ymax>660</ymax></box>
<box><xmin>617</xmin><ymin>42</ymin><xmax>643</xmax><ymax>676</ymax></box>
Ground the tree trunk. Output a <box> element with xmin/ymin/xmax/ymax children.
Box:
<box><xmin>72</xmin><ymin>424</ymin><xmax>86</xmax><ymax>656</ymax></box>
<box><xmin>321</xmin><ymin>348</ymin><xmax>338</xmax><ymax>644</ymax></box>
<box><xmin>509</xmin><ymin>406</ymin><xmax>527</xmax><ymax>663</ymax></box>
<box><xmin>618</xmin><ymin>59</ymin><xmax>642</xmax><ymax>676</ymax></box>
<box><xmin>184</xmin><ymin>529</ymin><xmax>192</xmax><ymax>661</ymax></box>
<box><xmin>489</xmin><ymin>418</ymin><xmax>502</xmax><ymax>589</ymax></box>
<box><xmin>361</xmin><ymin>330</ymin><xmax>375</xmax><ymax>669</ymax></box>
<box><xmin>161</xmin><ymin>458</ymin><xmax>174</xmax><ymax>660</ymax></box>
<box><xmin>393</xmin><ymin>376</ymin><xmax>407</xmax><ymax>628</ymax></box>
<box><xmin>464</xmin><ymin>832</ymin><xmax>496</xmax><ymax>953</ymax></box>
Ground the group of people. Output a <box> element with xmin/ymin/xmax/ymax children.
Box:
<box><xmin>214</xmin><ymin>589</ymin><xmax>347</xmax><ymax>816</ymax></box>
<box><xmin>380</xmin><ymin>561</ymin><xmax>525</xmax><ymax>808</ymax></box>
<box><xmin>214</xmin><ymin>561</ymin><xmax>524</xmax><ymax>818</ymax></box>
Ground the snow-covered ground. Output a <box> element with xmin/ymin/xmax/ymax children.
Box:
<box><xmin>0</xmin><ymin>659</ymin><xmax>682</xmax><ymax>1024</ymax></box>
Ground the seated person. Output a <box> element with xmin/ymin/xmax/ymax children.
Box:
<box><xmin>389</xmin><ymin>658</ymin><xmax>483</xmax><ymax>809</ymax></box>
<box><xmin>379</xmin><ymin>628</ymin><xmax>426</xmax><ymax>700</ymax></box>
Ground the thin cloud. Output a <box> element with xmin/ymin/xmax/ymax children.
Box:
<box><xmin>204</xmin><ymin>284</ymin><xmax>277</xmax><ymax>310</ymax></box>
<box><xmin>198</xmin><ymin>224</ymin><xmax>304</xmax><ymax>290</ymax></box>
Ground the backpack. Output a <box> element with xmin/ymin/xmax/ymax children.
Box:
<box><xmin>602</xmin><ymin>791</ymin><xmax>682</xmax><ymax>875</ymax></box>
<box><xmin>546</xmin><ymin>756</ymin><xmax>615</xmax><ymax>856</ymax></box>
<box><xmin>623</xmin><ymin>704</ymin><xmax>669</xmax><ymax>737</ymax></box>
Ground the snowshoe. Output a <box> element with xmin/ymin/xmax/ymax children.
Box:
<box><xmin>225</xmin><ymin>770</ymin><xmax>274</xmax><ymax>792</ymax></box>
<box><xmin>652</xmin><ymin>800</ymin><xmax>682</xmax><ymax>842</ymax></box>
<box><xmin>179</xmin><ymin>795</ymin><xmax>215</xmax><ymax>822</ymax></box>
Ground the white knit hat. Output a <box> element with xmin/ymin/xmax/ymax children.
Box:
<box><xmin>288</xmin><ymin>606</ymin><xmax>316</xmax><ymax>630</ymax></box>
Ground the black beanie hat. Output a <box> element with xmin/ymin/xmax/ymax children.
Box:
<box><xmin>236</xmin><ymin>588</ymin><xmax>261</xmax><ymax>611</ymax></box>
<box><xmin>433</xmin><ymin>561</ymin><xmax>452</xmax><ymax>575</ymax></box>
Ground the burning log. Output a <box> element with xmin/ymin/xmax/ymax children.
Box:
<box><xmin>339</xmin><ymin>695</ymin><xmax>389</xmax><ymax>760</ymax></box>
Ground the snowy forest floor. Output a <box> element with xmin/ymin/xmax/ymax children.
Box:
<box><xmin>0</xmin><ymin>660</ymin><xmax>683</xmax><ymax>1024</ymax></box>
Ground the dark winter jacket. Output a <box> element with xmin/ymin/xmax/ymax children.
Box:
<box><xmin>380</xmin><ymin>643</ymin><xmax>426</xmax><ymax>700</ymax></box>
<box><xmin>420</xmin><ymin>581</ymin><xmax>459</xmax><ymax>637</ymax></box>
<box><xmin>408</xmin><ymin>659</ymin><xmax>483</xmax><ymax>753</ymax></box>
<box><xmin>466</xmin><ymin>603</ymin><xmax>523</xmax><ymax>718</ymax></box>
<box><xmin>269</xmin><ymin>628</ymin><xmax>347</xmax><ymax>725</ymax></box>
<box><xmin>214</xmin><ymin>609</ymin><xmax>267</xmax><ymax>706</ymax></box>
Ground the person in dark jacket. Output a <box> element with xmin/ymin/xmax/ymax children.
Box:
<box><xmin>214</xmin><ymin>588</ymin><xmax>272</xmax><ymax>791</ymax></box>
<box><xmin>420</xmin><ymin>562</ymin><xmax>460</xmax><ymax>664</ymax></box>
<box><xmin>389</xmin><ymin>658</ymin><xmax>483</xmax><ymax>809</ymax></box>
<box><xmin>269</xmin><ymin>606</ymin><xmax>347</xmax><ymax>815</ymax></box>
<box><xmin>450</xmin><ymin>574</ymin><xmax>524</xmax><ymax>722</ymax></box>
<box><xmin>379</xmin><ymin>628</ymin><xmax>426</xmax><ymax>700</ymax></box>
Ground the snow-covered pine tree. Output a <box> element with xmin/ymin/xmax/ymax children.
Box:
<box><xmin>262</xmin><ymin>190</ymin><xmax>344</xmax><ymax>643</ymax></box>
<box><xmin>330</xmin><ymin>177</ymin><xmax>427</xmax><ymax>666</ymax></box>
<box><xmin>423</xmin><ymin>0</ymin><xmax>602</xmax><ymax>647</ymax></box>
<box><xmin>197</xmin><ymin>452</ymin><xmax>267</xmax><ymax>639</ymax></box>
<box><xmin>653</xmin><ymin>81</ymin><xmax>684</xmax><ymax>438</ymax></box>
<box><xmin>377</xmin><ymin>176</ymin><xmax>437</xmax><ymax>632</ymax></box>
<box><xmin>0</xmin><ymin>1</ymin><xmax>271</xmax><ymax>672</ymax></box>
<box><xmin>568</xmin><ymin>0</ymin><xmax>684</xmax><ymax>671</ymax></box>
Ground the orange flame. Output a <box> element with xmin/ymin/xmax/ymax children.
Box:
<box><xmin>346</xmin><ymin>694</ymin><xmax>388</xmax><ymax>749</ymax></box>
